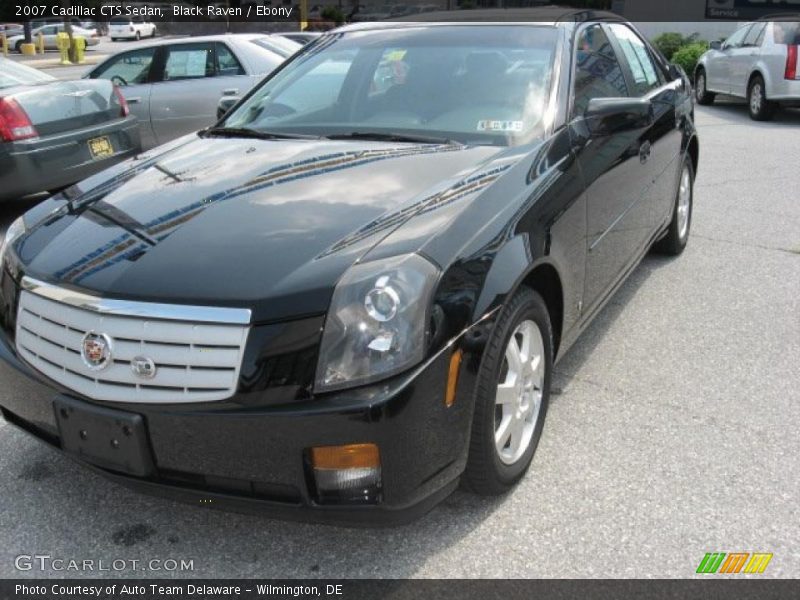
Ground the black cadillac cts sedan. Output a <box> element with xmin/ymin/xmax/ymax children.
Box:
<box><xmin>0</xmin><ymin>19</ymin><xmax>697</xmax><ymax>524</ymax></box>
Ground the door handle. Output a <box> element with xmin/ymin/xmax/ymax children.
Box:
<box><xmin>639</xmin><ymin>141</ymin><xmax>651</xmax><ymax>164</ymax></box>
<box><xmin>126</xmin><ymin>97</ymin><xmax>142</xmax><ymax>104</ymax></box>
<box><xmin>222</xmin><ymin>88</ymin><xmax>239</xmax><ymax>96</ymax></box>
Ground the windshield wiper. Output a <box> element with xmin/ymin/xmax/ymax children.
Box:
<box><xmin>327</xmin><ymin>131</ymin><xmax>463</xmax><ymax>146</ymax></box>
<box><xmin>200</xmin><ymin>127</ymin><xmax>322</xmax><ymax>140</ymax></box>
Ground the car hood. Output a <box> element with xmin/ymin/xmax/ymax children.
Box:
<box><xmin>16</xmin><ymin>136</ymin><xmax>513</xmax><ymax>322</ymax></box>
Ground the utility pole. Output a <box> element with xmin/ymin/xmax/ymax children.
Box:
<box><xmin>61</xmin><ymin>0</ymin><xmax>76</xmax><ymax>62</ymax></box>
<box><xmin>22</xmin><ymin>0</ymin><xmax>32</xmax><ymax>44</ymax></box>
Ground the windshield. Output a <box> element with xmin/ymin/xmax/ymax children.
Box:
<box><xmin>223</xmin><ymin>25</ymin><xmax>559</xmax><ymax>146</ymax></box>
<box><xmin>0</xmin><ymin>59</ymin><xmax>56</xmax><ymax>89</ymax></box>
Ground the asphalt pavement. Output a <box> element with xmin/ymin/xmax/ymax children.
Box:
<box><xmin>0</xmin><ymin>100</ymin><xmax>798</xmax><ymax>579</ymax></box>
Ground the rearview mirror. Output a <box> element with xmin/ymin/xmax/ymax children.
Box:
<box><xmin>584</xmin><ymin>97</ymin><xmax>654</xmax><ymax>136</ymax></box>
<box><xmin>216</xmin><ymin>96</ymin><xmax>240</xmax><ymax>121</ymax></box>
<box><xmin>710</xmin><ymin>40</ymin><xmax>722</xmax><ymax>50</ymax></box>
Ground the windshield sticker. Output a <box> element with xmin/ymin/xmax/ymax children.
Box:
<box><xmin>477</xmin><ymin>120</ymin><xmax>524</xmax><ymax>133</ymax></box>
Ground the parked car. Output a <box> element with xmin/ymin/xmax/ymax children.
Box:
<box><xmin>0</xmin><ymin>13</ymin><xmax>697</xmax><ymax>524</ymax></box>
<box><xmin>0</xmin><ymin>58</ymin><xmax>140</xmax><ymax>200</ymax></box>
<box><xmin>695</xmin><ymin>17</ymin><xmax>800</xmax><ymax>120</ymax></box>
<box><xmin>85</xmin><ymin>34</ymin><xmax>299</xmax><ymax>149</ymax></box>
<box><xmin>8</xmin><ymin>24</ymin><xmax>100</xmax><ymax>53</ymax></box>
<box><xmin>0</xmin><ymin>23</ymin><xmax>23</xmax><ymax>37</ymax></box>
<box><xmin>108</xmin><ymin>15</ymin><xmax>156</xmax><ymax>41</ymax></box>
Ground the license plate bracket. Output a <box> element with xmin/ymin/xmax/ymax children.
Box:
<box><xmin>88</xmin><ymin>136</ymin><xmax>114</xmax><ymax>159</ymax></box>
<box><xmin>54</xmin><ymin>395</ymin><xmax>154</xmax><ymax>477</ymax></box>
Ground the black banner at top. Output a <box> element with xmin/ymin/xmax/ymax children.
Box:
<box><xmin>2</xmin><ymin>0</ymin><xmax>799</xmax><ymax>25</ymax></box>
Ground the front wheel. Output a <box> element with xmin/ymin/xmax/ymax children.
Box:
<box><xmin>654</xmin><ymin>155</ymin><xmax>694</xmax><ymax>256</ymax></box>
<box><xmin>695</xmin><ymin>69</ymin><xmax>715</xmax><ymax>105</ymax></box>
<box><xmin>748</xmin><ymin>75</ymin><xmax>775</xmax><ymax>121</ymax></box>
<box><xmin>463</xmin><ymin>288</ymin><xmax>553</xmax><ymax>496</ymax></box>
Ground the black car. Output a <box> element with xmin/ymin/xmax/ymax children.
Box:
<box><xmin>0</xmin><ymin>58</ymin><xmax>141</xmax><ymax>201</ymax></box>
<box><xmin>0</xmin><ymin>16</ymin><xmax>698</xmax><ymax>525</ymax></box>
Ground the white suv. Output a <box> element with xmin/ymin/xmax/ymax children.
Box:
<box><xmin>109</xmin><ymin>16</ymin><xmax>157</xmax><ymax>41</ymax></box>
<box><xmin>695</xmin><ymin>18</ymin><xmax>800</xmax><ymax>120</ymax></box>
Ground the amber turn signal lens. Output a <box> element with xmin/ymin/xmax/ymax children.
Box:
<box><xmin>445</xmin><ymin>348</ymin><xmax>463</xmax><ymax>407</ymax></box>
<box><xmin>310</xmin><ymin>443</ymin><xmax>380</xmax><ymax>470</ymax></box>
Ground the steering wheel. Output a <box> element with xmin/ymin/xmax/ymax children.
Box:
<box><xmin>111</xmin><ymin>75</ymin><xmax>128</xmax><ymax>87</ymax></box>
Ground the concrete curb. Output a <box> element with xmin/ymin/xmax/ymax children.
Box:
<box><xmin>7</xmin><ymin>55</ymin><xmax>109</xmax><ymax>69</ymax></box>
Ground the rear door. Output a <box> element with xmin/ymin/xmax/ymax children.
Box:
<box><xmin>88</xmin><ymin>46</ymin><xmax>158</xmax><ymax>148</ymax></box>
<box><xmin>148</xmin><ymin>41</ymin><xmax>248</xmax><ymax>146</ymax></box>
<box><xmin>728</xmin><ymin>23</ymin><xmax>765</xmax><ymax>97</ymax></box>
<box><xmin>606</xmin><ymin>23</ymin><xmax>683</xmax><ymax>234</ymax></box>
<box><xmin>569</xmin><ymin>23</ymin><xmax>652</xmax><ymax>313</ymax></box>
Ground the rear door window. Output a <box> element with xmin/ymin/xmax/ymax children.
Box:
<box><xmin>743</xmin><ymin>23</ymin><xmax>766</xmax><ymax>47</ymax></box>
<box><xmin>162</xmin><ymin>43</ymin><xmax>215</xmax><ymax>81</ymax></box>
<box><xmin>608</xmin><ymin>23</ymin><xmax>661</xmax><ymax>96</ymax></box>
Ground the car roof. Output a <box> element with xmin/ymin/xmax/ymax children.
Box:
<box><xmin>115</xmin><ymin>33</ymin><xmax>288</xmax><ymax>47</ymax></box>
<box><xmin>756</xmin><ymin>13</ymin><xmax>800</xmax><ymax>21</ymax></box>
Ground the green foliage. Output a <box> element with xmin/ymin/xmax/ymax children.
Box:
<box><xmin>320</xmin><ymin>6</ymin><xmax>345</xmax><ymax>24</ymax></box>
<box><xmin>671</xmin><ymin>42</ymin><xmax>710</xmax><ymax>75</ymax></box>
<box><xmin>652</xmin><ymin>32</ymin><xmax>702</xmax><ymax>60</ymax></box>
<box><xmin>652</xmin><ymin>33</ymin><xmax>685</xmax><ymax>60</ymax></box>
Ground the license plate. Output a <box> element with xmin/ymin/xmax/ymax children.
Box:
<box><xmin>54</xmin><ymin>396</ymin><xmax>154</xmax><ymax>477</ymax></box>
<box><xmin>88</xmin><ymin>136</ymin><xmax>114</xmax><ymax>159</ymax></box>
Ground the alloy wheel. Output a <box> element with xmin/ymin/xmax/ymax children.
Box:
<box><xmin>696</xmin><ymin>74</ymin><xmax>705</xmax><ymax>101</ymax></box>
<box><xmin>677</xmin><ymin>164</ymin><xmax>692</xmax><ymax>240</ymax></box>
<box><xmin>494</xmin><ymin>320</ymin><xmax>545</xmax><ymax>465</ymax></box>
<box><xmin>750</xmin><ymin>82</ymin><xmax>763</xmax><ymax>115</ymax></box>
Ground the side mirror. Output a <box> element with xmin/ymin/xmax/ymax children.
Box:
<box><xmin>667</xmin><ymin>63</ymin><xmax>684</xmax><ymax>81</ymax></box>
<box><xmin>216</xmin><ymin>96</ymin><xmax>240</xmax><ymax>120</ymax></box>
<box><xmin>584</xmin><ymin>97</ymin><xmax>654</xmax><ymax>136</ymax></box>
<box><xmin>710</xmin><ymin>40</ymin><xmax>722</xmax><ymax>50</ymax></box>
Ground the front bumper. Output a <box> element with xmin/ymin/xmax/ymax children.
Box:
<box><xmin>0</xmin><ymin>116</ymin><xmax>141</xmax><ymax>201</ymax></box>
<box><xmin>0</xmin><ymin>323</ymin><xmax>477</xmax><ymax>526</ymax></box>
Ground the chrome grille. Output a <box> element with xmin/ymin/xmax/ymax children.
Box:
<box><xmin>15</xmin><ymin>277</ymin><xmax>251</xmax><ymax>404</ymax></box>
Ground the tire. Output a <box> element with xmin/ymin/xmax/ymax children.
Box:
<box><xmin>695</xmin><ymin>68</ymin><xmax>715</xmax><ymax>105</ymax></box>
<box><xmin>135</xmin><ymin>31</ymin><xmax>141</xmax><ymax>41</ymax></box>
<box><xmin>110</xmin><ymin>37</ymin><xmax>117</xmax><ymax>42</ymax></box>
<box><xmin>151</xmin><ymin>29</ymin><xmax>156</xmax><ymax>38</ymax></box>
<box><xmin>653</xmin><ymin>154</ymin><xmax>694</xmax><ymax>256</ymax></box>
<box><xmin>463</xmin><ymin>288</ymin><xmax>553</xmax><ymax>496</ymax></box>
<box><xmin>747</xmin><ymin>75</ymin><xmax>775</xmax><ymax>121</ymax></box>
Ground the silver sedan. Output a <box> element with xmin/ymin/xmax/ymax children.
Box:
<box><xmin>695</xmin><ymin>18</ymin><xmax>800</xmax><ymax>120</ymax></box>
<box><xmin>85</xmin><ymin>34</ymin><xmax>300</xmax><ymax>149</ymax></box>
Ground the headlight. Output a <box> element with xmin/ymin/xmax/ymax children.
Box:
<box><xmin>315</xmin><ymin>253</ymin><xmax>440</xmax><ymax>393</ymax></box>
<box><xmin>0</xmin><ymin>216</ymin><xmax>26</xmax><ymax>269</ymax></box>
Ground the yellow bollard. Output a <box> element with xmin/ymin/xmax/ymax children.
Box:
<box><xmin>72</xmin><ymin>36</ymin><xmax>86</xmax><ymax>64</ymax></box>
<box><xmin>56</xmin><ymin>32</ymin><xmax>71</xmax><ymax>65</ymax></box>
<box><xmin>20</xmin><ymin>43</ymin><xmax>36</xmax><ymax>56</ymax></box>
<box><xmin>36</xmin><ymin>31</ymin><xmax>44</xmax><ymax>55</ymax></box>
<box><xmin>1</xmin><ymin>33</ymin><xmax>7</xmax><ymax>57</ymax></box>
